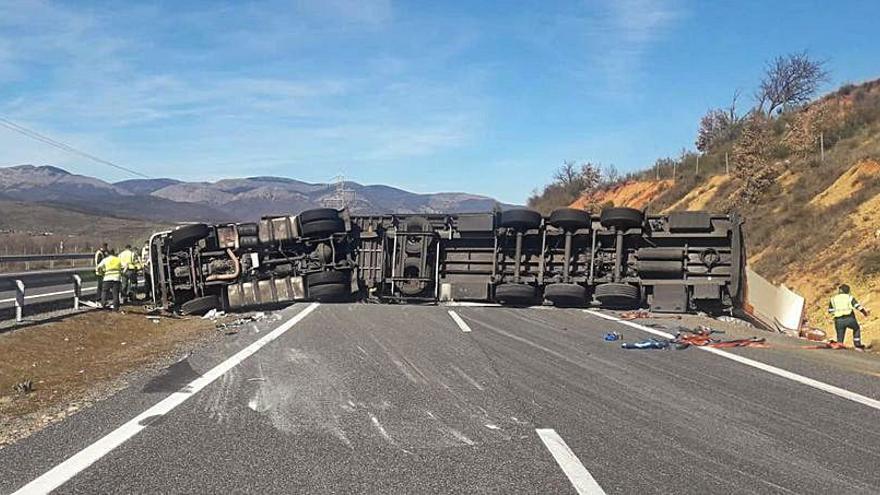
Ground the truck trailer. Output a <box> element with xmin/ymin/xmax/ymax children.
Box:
<box><xmin>147</xmin><ymin>207</ymin><xmax>745</xmax><ymax>315</ymax></box>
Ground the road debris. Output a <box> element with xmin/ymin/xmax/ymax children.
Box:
<box><xmin>620</xmin><ymin>310</ymin><xmax>682</xmax><ymax>320</ymax></box>
<box><xmin>603</xmin><ymin>332</ymin><xmax>621</xmax><ymax>341</ymax></box>
<box><xmin>621</xmin><ymin>338</ymin><xmax>670</xmax><ymax>349</ymax></box>
<box><xmin>799</xmin><ymin>327</ymin><xmax>827</xmax><ymax>342</ymax></box>
<box><xmin>803</xmin><ymin>341</ymin><xmax>847</xmax><ymax>350</ymax></box>
<box><xmin>715</xmin><ymin>315</ymin><xmax>754</xmax><ymax>328</ymax></box>
<box><xmin>202</xmin><ymin>308</ymin><xmax>226</xmax><ymax>320</ymax></box>
<box><xmin>13</xmin><ymin>379</ymin><xmax>34</xmax><ymax>394</ymax></box>
<box><xmin>215</xmin><ymin>312</ymin><xmax>267</xmax><ymax>335</ymax></box>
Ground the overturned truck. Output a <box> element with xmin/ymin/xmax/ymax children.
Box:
<box><xmin>148</xmin><ymin>207</ymin><xmax>745</xmax><ymax>315</ymax></box>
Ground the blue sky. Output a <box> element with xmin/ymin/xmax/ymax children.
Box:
<box><xmin>0</xmin><ymin>0</ymin><xmax>878</xmax><ymax>203</ymax></box>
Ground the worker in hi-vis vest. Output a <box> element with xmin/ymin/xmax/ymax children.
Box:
<box><xmin>96</xmin><ymin>249</ymin><xmax>123</xmax><ymax>311</ymax></box>
<box><xmin>828</xmin><ymin>284</ymin><xmax>870</xmax><ymax>349</ymax></box>
<box><xmin>93</xmin><ymin>242</ymin><xmax>109</xmax><ymax>302</ymax></box>
<box><xmin>118</xmin><ymin>244</ymin><xmax>139</xmax><ymax>304</ymax></box>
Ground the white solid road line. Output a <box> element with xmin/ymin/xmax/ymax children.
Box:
<box><xmin>536</xmin><ymin>428</ymin><xmax>607</xmax><ymax>495</ymax></box>
<box><xmin>448</xmin><ymin>310</ymin><xmax>472</xmax><ymax>332</ymax></box>
<box><xmin>0</xmin><ymin>287</ymin><xmax>98</xmax><ymax>305</ymax></box>
<box><xmin>12</xmin><ymin>302</ymin><xmax>321</xmax><ymax>495</ymax></box>
<box><xmin>584</xmin><ymin>309</ymin><xmax>880</xmax><ymax>412</ymax></box>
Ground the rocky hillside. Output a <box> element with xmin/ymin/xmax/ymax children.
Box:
<box><xmin>0</xmin><ymin>165</ymin><xmax>513</xmax><ymax>223</ymax></box>
<box><xmin>568</xmin><ymin>78</ymin><xmax>880</xmax><ymax>346</ymax></box>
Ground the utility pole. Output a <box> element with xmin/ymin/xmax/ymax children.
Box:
<box><xmin>321</xmin><ymin>174</ymin><xmax>355</xmax><ymax>210</ymax></box>
<box><xmin>725</xmin><ymin>153</ymin><xmax>730</xmax><ymax>175</ymax></box>
<box><xmin>672</xmin><ymin>160</ymin><xmax>677</xmax><ymax>183</ymax></box>
<box><xmin>696</xmin><ymin>154</ymin><xmax>700</xmax><ymax>176</ymax></box>
<box><xmin>820</xmin><ymin>132</ymin><xmax>825</xmax><ymax>163</ymax></box>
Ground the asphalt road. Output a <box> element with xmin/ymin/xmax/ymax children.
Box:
<box><xmin>2</xmin><ymin>303</ymin><xmax>879</xmax><ymax>494</ymax></box>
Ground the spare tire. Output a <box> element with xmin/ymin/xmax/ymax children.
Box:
<box><xmin>548</xmin><ymin>208</ymin><xmax>590</xmax><ymax>231</ymax></box>
<box><xmin>499</xmin><ymin>209</ymin><xmax>542</xmax><ymax>231</ymax></box>
<box><xmin>169</xmin><ymin>224</ymin><xmax>210</xmax><ymax>250</ymax></box>
<box><xmin>308</xmin><ymin>283</ymin><xmax>350</xmax><ymax>302</ymax></box>
<box><xmin>397</xmin><ymin>257</ymin><xmax>429</xmax><ymax>296</ymax></box>
<box><xmin>544</xmin><ymin>283</ymin><xmax>587</xmax><ymax>307</ymax></box>
<box><xmin>301</xmin><ymin>218</ymin><xmax>345</xmax><ymax>238</ymax></box>
<box><xmin>180</xmin><ymin>295</ymin><xmax>220</xmax><ymax>315</ymax></box>
<box><xmin>494</xmin><ymin>283</ymin><xmax>537</xmax><ymax>305</ymax></box>
<box><xmin>594</xmin><ymin>283</ymin><xmax>641</xmax><ymax>309</ymax></box>
<box><xmin>599</xmin><ymin>207</ymin><xmax>644</xmax><ymax>230</ymax></box>
<box><xmin>299</xmin><ymin>208</ymin><xmax>340</xmax><ymax>224</ymax></box>
<box><xmin>307</xmin><ymin>269</ymin><xmax>351</xmax><ymax>287</ymax></box>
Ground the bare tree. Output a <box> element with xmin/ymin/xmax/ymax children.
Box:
<box><xmin>553</xmin><ymin>160</ymin><xmax>579</xmax><ymax>186</ymax></box>
<box><xmin>696</xmin><ymin>91</ymin><xmax>745</xmax><ymax>152</ymax></box>
<box><xmin>579</xmin><ymin>161</ymin><xmax>602</xmax><ymax>191</ymax></box>
<box><xmin>729</xmin><ymin>113</ymin><xmax>777</xmax><ymax>206</ymax></box>
<box><xmin>757</xmin><ymin>52</ymin><xmax>829</xmax><ymax>115</ymax></box>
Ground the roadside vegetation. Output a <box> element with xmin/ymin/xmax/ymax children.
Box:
<box><xmin>529</xmin><ymin>52</ymin><xmax>880</xmax><ymax>344</ymax></box>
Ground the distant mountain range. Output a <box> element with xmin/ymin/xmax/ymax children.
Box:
<box><xmin>0</xmin><ymin>165</ymin><xmax>513</xmax><ymax>222</ymax></box>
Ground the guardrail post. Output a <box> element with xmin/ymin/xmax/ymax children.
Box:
<box><xmin>73</xmin><ymin>274</ymin><xmax>82</xmax><ymax>310</ymax></box>
<box><xmin>15</xmin><ymin>279</ymin><xmax>25</xmax><ymax>322</ymax></box>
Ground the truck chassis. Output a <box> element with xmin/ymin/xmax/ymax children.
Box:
<box><xmin>148</xmin><ymin>207</ymin><xmax>745</xmax><ymax>315</ymax></box>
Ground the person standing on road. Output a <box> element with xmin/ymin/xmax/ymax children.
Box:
<box><xmin>96</xmin><ymin>248</ymin><xmax>122</xmax><ymax>311</ymax></box>
<box><xmin>829</xmin><ymin>284</ymin><xmax>870</xmax><ymax>349</ymax></box>
<box><xmin>118</xmin><ymin>244</ymin><xmax>138</xmax><ymax>304</ymax></box>
<box><xmin>93</xmin><ymin>242</ymin><xmax>109</xmax><ymax>302</ymax></box>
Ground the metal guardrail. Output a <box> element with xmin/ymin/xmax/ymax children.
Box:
<box><xmin>0</xmin><ymin>253</ymin><xmax>94</xmax><ymax>263</ymax></box>
<box><xmin>0</xmin><ymin>253</ymin><xmax>95</xmax><ymax>322</ymax></box>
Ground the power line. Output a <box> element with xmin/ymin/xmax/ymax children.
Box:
<box><xmin>0</xmin><ymin>116</ymin><xmax>151</xmax><ymax>179</ymax></box>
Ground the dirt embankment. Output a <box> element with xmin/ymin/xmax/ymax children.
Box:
<box><xmin>0</xmin><ymin>307</ymin><xmax>216</xmax><ymax>447</ymax></box>
<box><xmin>570</xmin><ymin>179</ymin><xmax>673</xmax><ymax>210</ymax></box>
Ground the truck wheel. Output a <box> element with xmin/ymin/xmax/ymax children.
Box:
<box><xmin>594</xmin><ymin>283</ymin><xmax>641</xmax><ymax>309</ymax></box>
<box><xmin>547</xmin><ymin>208</ymin><xmax>590</xmax><ymax>231</ymax></box>
<box><xmin>599</xmin><ymin>207</ymin><xmax>644</xmax><ymax>230</ymax></box>
<box><xmin>397</xmin><ymin>257</ymin><xmax>429</xmax><ymax>296</ymax></box>
<box><xmin>298</xmin><ymin>208</ymin><xmax>340</xmax><ymax>224</ymax></box>
<box><xmin>499</xmin><ymin>209</ymin><xmax>542</xmax><ymax>231</ymax></box>
<box><xmin>301</xmin><ymin>218</ymin><xmax>345</xmax><ymax>238</ymax></box>
<box><xmin>307</xmin><ymin>269</ymin><xmax>351</xmax><ymax>287</ymax></box>
<box><xmin>306</xmin><ymin>270</ymin><xmax>352</xmax><ymax>302</ymax></box>
<box><xmin>308</xmin><ymin>283</ymin><xmax>350</xmax><ymax>302</ymax></box>
<box><xmin>404</xmin><ymin>216</ymin><xmax>432</xmax><ymax>255</ymax></box>
<box><xmin>180</xmin><ymin>295</ymin><xmax>220</xmax><ymax>315</ymax></box>
<box><xmin>169</xmin><ymin>224</ymin><xmax>210</xmax><ymax>250</ymax></box>
<box><xmin>494</xmin><ymin>283</ymin><xmax>537</xmax><ymax>305</ymax></box>
<box><xmin>544</xmin><ymin>283</ymin><xmax>586</xmax><ymax>307</ymax></box>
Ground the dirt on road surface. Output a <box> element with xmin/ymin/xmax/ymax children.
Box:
<box><xmin>0</xmin><ymin>306</ymin><xmax>216</xmax><ymax>448</ymax></box>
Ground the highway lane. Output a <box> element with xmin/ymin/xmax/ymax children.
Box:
<box><xmin>2</xmin><ymin>303</ymin><xmax>879</xmax><ymax>494</ymax></box>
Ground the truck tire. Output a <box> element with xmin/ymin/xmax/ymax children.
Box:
<box><xmin>499</xmin><ymin>209</ymin><xmax>542</xmax><ymax>231</ymax></box>
<box><xmin>169</xmin><ymin>224</ymin><xmax>210</xmax><ymax>250</ymax></box>
<box><xmin>301</xmin><ymin>218</ymin><xmax>345</xmax><ymax>238</ymax></box>
<box><xmin>599</xmin><ymin>207</ymin><xmax>643</xmax><ymax>230</ymax></box>
<box><xmin>547</xmin><ymin>208</ymin><xmax>590</xmax><ymax>231</ymax></box>
<box><xmin>397</xmin><ymin>257</ymin><xmax>429</xmax><ymax>296</ymax></box>
<box><xmin>237</xmin><ymin>223</ymin><xmax>259</xmax><ymax>236</ymax></box>
<box><xmin>239</xmin><ymin>235</ymin><xmax>260</xmax><ymax>249</ymax></box>
<box><xmin>594</xmin><ymin>283</ymin><xmax>641</xmax><ymax>309</ymax></box>
<box><xmin>307</xmin><ymin>269</ymin><xmax>351</xmax><ymax>287</ymax></box>
<box><xmin>308</xmin><ymin>283</ymin><xmax>350</xmax><ymax>302</ymax></box>
<box><xmin>544</xmin><ymin>283</ymin><xmax>586</xmax><ymax>307</ymax></box>
<box><xmin>180</xmin><ymin>295</ymin><xmax>220</xmax><ymax>315</ymax></box>
<box><xmin>494</xmin><ymin>283</ymin><xmax>537</xmax><ymax>305</ymax></box>
<box><xmin>299</xmin><ymin>208</ymin><xmax>340</xmax><ymax>224</ymax></box>
<box><xmin>404</xmin><ymin>216</ymin><xmax>432</xmax><ymax>255</ymax></box>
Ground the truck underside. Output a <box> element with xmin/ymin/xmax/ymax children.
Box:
<box><xmin>148</xmin><ymin>207</ymin><xmax>745</xmax><ymax>315</ymax></box>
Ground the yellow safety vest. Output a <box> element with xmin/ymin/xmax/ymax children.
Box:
<box><xmin>119</xmin><ymin>249</ymin><xmax>138</xmax><ymax>270</ymax></box>
<box><xmin>830</xmin><ymin>293</ymin><xmax>854</xmax><ymax>318</ymax></box>
<box><xmin>98</xmin><ymin>255</ymin><xmax>123</xmax><ymax>282</ymax></box>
